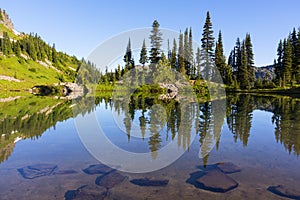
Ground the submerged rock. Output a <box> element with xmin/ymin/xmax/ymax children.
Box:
<box><xmin>186</xmin><ymin>170</ymin><xmax>238</xmax><ymax>193</ymax></box>
<box><xmin>53</xmin><ymin>169</ymin><xmax>78</xmax><ymax>175</ymax></box>
<box><xmin>17</xmin><ymin>164</ymin><xmax>58</xmax><ymax>179</ymax></box>
<box><xmin>130</xmin><ymin>178</ymin><xmax>169</xmax><ymax>187</ymax></box>
<box><xmin>268</xmin><ymin>185</ymin><xmax>300</xmax><ymax>200</ymax></box>
<box><xmin>83</xmin><ymin>164</ymin><xmax>113</xmax><ymax>175</ymax></box>
<box><xmin>17</xmin><ymin>164</ymin><xmax>78</xmax><ymax>179</ymax></box>
<box><xmin>217</xmin><ymin>162</ymin><xmax>241</xmax><ymax>174</ymax></box>
<box><xmin>64</xmin><ymin>185</ymin><xmax>107</xmax><ymax>200</ymax></box>
<box><xmin>95</xmin><ymin>171</ymin><xmax>127</xmax><ymax>189</ymax></box>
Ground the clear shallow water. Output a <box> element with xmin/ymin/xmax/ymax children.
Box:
<box><xmin>0</xmin><ymin>94</ymin><xmax>299</xmax><ymax>199</ymax></box>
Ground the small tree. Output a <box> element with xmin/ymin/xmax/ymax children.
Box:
<box><xmin>139</xmin><ymin>39</ymin><xmax>148</xmax><ymax>67</ymax></box>
<box><xmin>149</xmin><ymin>20</ymin><xmax>163</xmax><ymax>64</ymax></box>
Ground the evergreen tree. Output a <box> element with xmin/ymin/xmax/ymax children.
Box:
<box><xmin>275</xmin><ymin>40</ymin><xmax>283</xmax><ymax>84</ymax></box>
<box><xmin>291</xmin><ymin>28</ymin><xmax>298</xmax><ymax>78</ymax></box>
<box><xmin>282</xmin><ymin>38</ymin><xmax>293</xmax><ymax>86</ymax></box>
<box><xmin>170</xmin><ymin>38</ymin><xmax>177</xmax><ymax>69</ymax></box>
<box><xmin>149</xmin><ymin>20</ymin><xmax>163</xmax><ymax>64</ymax></box>
<box><xmin>201</xmin><ymin>11</ymin><xmax>215</xmax><ymax>81</ymax></box>
<box><xmin>52</xmin><ymin>43</ymin><xmax>57</xmax><ymax>64</ymax></box>
<box><xmin>214</xmin><ymin>31</ymin><xmax>226</xmax><ymax>82</ymax></box>
<box><xmin>178</xmin><ymin>32</ymin><xmax>185</xmax><ymax>74</ymax></box>
<box><xmin>196</xmin><ymin>47</ymin><xmax>201</xmax><ymax>79</ymax></box>
<box><xmin>296</xmin><ymin>30</ymin><xmax>300</xmax><ymax>83</ymax></box>
<box><xmin>184</xmin><ymin>28</ymin><xmax>190</xmax><ymax>76</ymax></box>
<box><xmin>0</xmin><ymin>9</ymin><xmax>3</xmax><ymax>21</ymax></box>
<box><xmin>245</xmin><ymin>33</ymin><xmax>255</xmax><ymax>88</ymax></box>
<box><xmin>189</xmin><ymin>27</ymin><xmax>195</xmax><ymax>78</ymax></box>
<box><xmin>238</xmin><ymin>41</ymin><xmax>249</xmax><ymax>89</ymax></box>
<box><xmin>139</xmin><ymin>39</ymin><xmax>148</xmax><ymax>66</ymax></box>
<box><xmin>235</xmin><ymin>38</ymin><xmax>242</xmax><ymax>72</ymax></box>
<box><xmin>116</xmin><ymin>65</ymin><xmax>121</xmax><ymax>80</ymax></box>
<box><xmin>124</xmin><ymin>38</ymin><xmax>134</xmax><ymax>70</ymax></box>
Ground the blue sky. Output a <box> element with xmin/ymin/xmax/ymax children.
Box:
<box><xmin>1</xmin><ymin>0</ymin><xmax>300</xmax><ymax>66</ymax></box>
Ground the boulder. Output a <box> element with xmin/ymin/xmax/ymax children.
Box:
<box><xmin>186</xmin><ymin>170</ymin><xmax>238</xmax><ymax>193</ymax></box>
<box><xmin>217</xmin><ymin>162</ymin><xmax>241</xmax><ymax>174</ymax></box>
<box><xmin>82</xmin><ymin>164</ymin><xmax>113</xmax><ymax>175</ymax></box>
<box><xmin>130</xmin><ymin>178</ymin><xmax>169</xmax><ymax>187</ymax></box>
<box><xmin>268</xmin><ymin>185</ymin><xmax>300</xmax><ymax>200</ymax></box>
<box><xmin>17</xmin><ymin>164</ymin><xmax>57</xmax><ymax>179</ymax></box>
<box><xmin>95</xmin><ymin>171</ymin><xmax>127</xmax><ymax>189</ymax></box>
<box><xmin>64</xmin><ymin>185</ymin><xmax>107</xmax><ymax>200</ymax></box>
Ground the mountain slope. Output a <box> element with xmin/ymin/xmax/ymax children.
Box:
<box><xmin>0</xmin><ymin>9</ymin><xmax>87</xmax><ymax>91</ymax></box>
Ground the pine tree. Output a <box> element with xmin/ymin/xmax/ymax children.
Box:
<box><xmin>275</xmin><ymin>40</ymin><xmax>283</xmax><ymax>84</ymax></box>
<box><xmin>196</xmin><ymin>47</ymin><xmax>201</xmax><ymax>79</ymax></box>
<box><xmin>214</xmin><ymin>31</ymin><xmax>226</xmax><ymax>82</ymax></box>
<box><xmin>116</xmin><ymin>65</ymin><xmax>121</xmax><ymax>80</ymax></box>
<box><xmin>282</xmin><ymin>38</ymin><xmax>293</xmax><ymax>86</ymax></box>
<box><xmin>235</xmin><ymin>38</ymin><xmax>242</xmax><ymax>72</ymax></box>
<box><xmin>124</xmin><ymin>38</ymin><xmax>134</xmax><ymax>70</ymax></box>
<box><xmin>291</xmin><ymin>28</ymin><xmax>298</xmax><ymax>78</ymax></box>
<box><xmin>170</xmin><ymin>38</ymin><xmax>177</xmax><ymax>69</ymax></box>
<box><xmin>296</xmin><ymin>30</ymin><xmax>300</xmax><ymax>83</ymax></box>
<box><xmin>52</xmin><ymin>44</ymin><xmax>57</xmax><ymax>64</ymax></box>
<box><xmin>189</xmin><ymin>27</ymin><xmax>194</xmax><ymax>78</ymax></box>
<box><xmin>139</xmin><ymin>39</ymin><xmax>148</xmax><ymax>66</ymax></box>
<box><xmin>184</xmin><ymin>28</ymin><xmax>190</xmax><ymax>76</ymax></box>
<box><xmin>245</xmin><ymin>33</ymin><xmax>255</xmax><ymax>88</ymax></box>
<box><xmin>178</xmin><ymin>32</ymin><xmax>185</xmax><ymax>74</ymax></box>
<box><xmin>0</xmin><ymin>9</ymin><xmax>3</xmax><ymax>21</ymax></box>
<box><xmin>149</xmin><ymin>20</ymin><xmax>163</xmax><ymax>64</ymax></box>
<box><xmin>201</xmin><ymin>11</ymin><xmax>215</xmax><ymax>81</ymax></box>
<box><xmin>238</xmin><ymin>41</ymin><xmax>249</xmax><ymax>89</ymax></box>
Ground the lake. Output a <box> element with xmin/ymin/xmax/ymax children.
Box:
<box><xmin>0</xmin><ymin>93</ymin><xmax>299</xmax><ymax>199</ymax></box>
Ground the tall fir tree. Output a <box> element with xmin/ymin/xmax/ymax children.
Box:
<box><xmin>214</xmin><ymin>31</ymin><xmax>225</xmax><ymax>82</ymax></box>
<box><xmin>196</xmin><ymin>47</ymin><xmax>201</xmax><ymax>79</ymax></box>
<box><xmin>238</xmin><ymin>41</ymin><xmax>249</xmax><ymax>89</ymax></box>
<box><xmin>139</xmin><ymin>39</ymin><xmax>148</xmax><ymax>66</ymax></box>
<box><xmin>184</xmin><ymin>28</ymin><xmax>190</xmax><ymax>76</ymax></box>
<box><xmin>296</xmin><ymin>30</ymin><xmax>300</xmax><ymax>83</ymax></box>
<box><xmin>0</xmin><ymin>9</ymin><xmax>3</xmax><ymax>21</ymax></box>
<box><xmin>275</xmin><ymin>40</ymin><xmax>283</xmax><ymax>84</ymax></box>
<box><xmin>201</xmin><ymin>11</ymin><xmax>215</xmax><ymax>81</ymax></box>
<box><xmin>178</xmin><ymin>31</ymin><xmax>185</xmax><ymax>74</ymax></box>
<box><xmin>170</xmin><ymin>38</ymin><xmax>177</xmax><ymax>69</ymax></box>
<box><xmin>245</xmin><ymin>33</ymin><xmax>255</xmax><ymax>88</ymax></box>
<box><xmin>149</xmin><ymin>20</ymin><xmax>163</xmax><ymax>64</ymax></box>
<box><xmin>189</xmin><ymin>27</ymin><xmax>195</xmax><ymax>78</ymax></box>
<box><xmin>282</xmin><ymin>38</ymin><xmax>293</xmax><ymax>86</ymax></box>
<box><xmin>291</xmin><ymin>28</ymin><xmax>298</xmax><ymax>78</ymax></box>
<box><xmin>124</xmin><ymin>38</ymin><xmax>135</xmax><ymax>70</ymax></box>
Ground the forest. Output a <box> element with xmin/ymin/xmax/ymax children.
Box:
<box><xmin>0</xmin><ymin>9</ymin><xmax>300</xmax><ymax>93</ymax></box>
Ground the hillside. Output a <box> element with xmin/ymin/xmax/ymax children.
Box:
<box><xmin>0</xmin><ymin>9</ymin><xmax>97</xmax><ymax>92</ymax></box>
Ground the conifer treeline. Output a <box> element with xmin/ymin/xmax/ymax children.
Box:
<box><xmin>274</xmin><ymin>28</ymin><xmax>300</xmax><ymax>87</ymax></box>
<box><xmin>101</xmin><ymin>11</ymin><xmax>257</xmax><ymax>89</ymax></box>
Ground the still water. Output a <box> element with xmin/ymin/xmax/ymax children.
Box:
<box><xmin>0</xmin><ymin>93</ymin><xmax>299</xmax><ymax>199</ymax></box>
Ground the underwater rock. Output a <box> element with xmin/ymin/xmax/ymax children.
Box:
<box><xmin>130</xmin><ymin>178</ymin><xmax>169</xmax><ymax>187</ymax></box>
<box><xmin>196</xmin><ymin>170</ymin><xmax>238</xmax><ymax>193</ymax></box>
<box><xmin>17</xmin><ymin>164</ymin><xmax>58</xmax><ymax>179</ymax></box>
<box><xmin>64</xmin><ymin>185</ymin><xmax>107</xmax><ymax>200</ymax></box>
<box><xmin>95</xmin><ymin>171</ymin><xmax>127</xmax><ymax>189</ymax></box>
<box><xmin>268</xmin><ymin>185</ymin><xmax>300</xmax><ymax>200</ymax></box>
<box><xmin>17</xmin><ymin>164</ymin><xmax>78</xmax><ymax>179</ymax></box>
<box><xmin>83</xmin><ymin>164</ymin><xmax>113</xmax><ymax>175</ymax></box>
<box><xmin>53</xmin><ymin>169</ymin><xmax>78</xmax><ymax>175</ymax></box>
<box><xmin>217</xmin><ymin>162</ymin><xmax>241</xmax><ymax>174</ymax></box>
<box><xmin>186</xmin><ymin>170</ymin><xmax>238</xmax><ymax>193</ymax></box>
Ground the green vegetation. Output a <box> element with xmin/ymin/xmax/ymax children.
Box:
<box><xmin>1</xmin><ymin>8</ymin><xmax>300</xmax><ymax>97</ymax></box>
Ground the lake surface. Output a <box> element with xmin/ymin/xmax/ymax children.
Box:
<box><xmin>0</xmin><ymin>93</ymin><xmax>299</xmax><ymax>199</ymax></box>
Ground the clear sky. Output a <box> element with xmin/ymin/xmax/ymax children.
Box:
<box><xmin>1</xmin><ymin>0</ymin><xmax>300</xmax><ymax>66</ymax></box>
